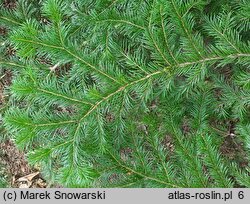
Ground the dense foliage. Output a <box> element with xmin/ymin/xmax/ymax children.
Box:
<box><xmin>0</xmin><ymin>0</ymin><xmax>250</xmax><ymax>187</ymax></box>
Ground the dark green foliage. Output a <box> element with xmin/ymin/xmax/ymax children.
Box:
<box><xmin>1</xmin><ymin>0</ymin><xmax>249</xmax><ymax>187</ymax></box>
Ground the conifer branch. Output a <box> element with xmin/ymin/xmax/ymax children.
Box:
<box><xmin>118</xmin><ymin>50</ymin><xmax>149</xmax><ymax>75</ymax></box>
<box><xmin>199</xmin><ymin>135</ymin><xmax>232</xmax><ymax>187</ymax></box>
<box><xmin>3</xmin><ymin>0</ymin><xmax>250</xmax><ymax>187</ymax></box>
<box><xmin>8</xmin><ymin>118</ymin><xmax>76</xmax><ymax>127</ymax></box>
<box><xmin>170</xmin><ymin>0</ymin><xmax>204</xmax><ymax>58</ymax></box>
<box><xmin>147</xmin><ymin>30</ymin><xmax>172</xmax><ymax>66</ymax></box>
<box><xmin>0</xmin><ymin>61</ymin><xmax>25</xmax><ymax>68</ymax></box>
<box><xmin>159</xmin><ymin>6</ymin><xmax>178</xmax><ymax>64</ymax></box>
<box><xmin>13</xmin><ymin>38</ymin><xmax>122</xmax><ymax>84</ymax></box>
<box><xmin>107</xmin><ymin>150</ymin><xmax>180</xmax><ymax>188</ymax></box>
<box><xmin>97</xmin><ymin>19</ymin><xmax>145</xmax><ymax>30</ymax></box>
<box><xmin>36</xmin><ymin>88</ymin><xmax>93</xmax><ymax>106</ymax></box>
<box><xmin>207</xmin><ymin>24</ymin><xmax>241</xmax><ymax>53</ymax></box>
<box><xmin>0</xmin><ymin>16</ymin><xmax>21</xmax><ymax>25</ymax></box>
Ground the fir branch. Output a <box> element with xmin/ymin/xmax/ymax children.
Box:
<box><xmin>159</xmin><ymin>6</ymin><xmax>178</xmax><ymax>64</ymax></box>
<box><xmin>0</xmin><ymin>61</ymin><xmax>25</xmax><ymax>68</ymax></box>
<box><xmin>14</xmin><ymin>37</ymin><xmax>122</xmax><ymax>84</ymax></box>
<box><xmin>107</xmin><ymin>150</ymin><xmax>180</xmax><ymax>188</ymax></box>
<box><xmin>169</xmin><ymin>0</ymin><xmax>204</xmax><ymax>58</ymax></box>
<box><xmin>3</xmin><ymin>0</ymin><xmax>250</xmax><ymax>187</ymax></box>
<box><xmin>36</xmin><ymin>88</ymin><xmax>93</xmax><ymax>106</ymax></box>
